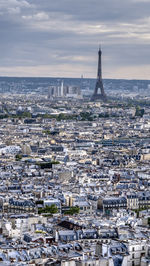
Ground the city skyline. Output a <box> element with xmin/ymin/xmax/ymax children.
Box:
<box><xmin>0</xmin><ymin>0</ymin><xmax>150</xmax><ymax>79</ymax></box>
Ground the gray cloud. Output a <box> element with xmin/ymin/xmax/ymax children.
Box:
<box><xmin>0</xmin><ymin>0</ymin><xmax>150</xmax><ymax>79</ymax></box>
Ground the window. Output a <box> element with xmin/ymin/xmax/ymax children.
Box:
<box><xmin>132</xmin><ymin>262</ymin><xmax>135</xmax><ymax>266</ymax></box>
<box><xmin>132</xmin><ymin>254</ymin><xmax>134</xmax><ymax>259</ymax></box>
<box><xmin>132</xmin><ymin>247</ymin><xmax>134</xmax><ymax>251</ymax></box>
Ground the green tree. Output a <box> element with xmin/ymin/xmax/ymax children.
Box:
<box><xmin>80</xmin><ymin>112</ymin><xmax>93</xmax><ymax>121</ymax></box>
<box><xmin>38</xmin><ymin>204</ymin><xmax>58</xmax><ymax>214</ymax></box>
<box><xmin>43</xmin><ymin>130</ymin><xmax>51</xmax><ymax>135</ymax></box>
<box><xmin>22</xmin><ymin>111</ymin><xmax>32</xmax><ymax>118</ymax></box>
<box><xmin>135</xmin><ymin>106</ymin><xmax>145</xmax><ymax>117</ymax></box>
<box><xmin>15</xmin><ymin>154</ymin><xmax>22</xmax><ymax>161</ymax></box>
<box><xmin>64</xmin><ymin>206</ymin><xmax>80</xmax><ymax>215</ymax></box>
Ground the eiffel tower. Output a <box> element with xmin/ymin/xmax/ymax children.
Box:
<box><xmin>91</xmin><ymin>47</ymin><xmax>107</xmax><ymax>101</ymax></box>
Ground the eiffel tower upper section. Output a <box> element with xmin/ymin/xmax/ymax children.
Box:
<box><xmin>91</xmin><ymin>48</ymin><xmax>107</xmax><ymax>102</ymax></box>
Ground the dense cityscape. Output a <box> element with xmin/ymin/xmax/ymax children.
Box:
<box><xmin>0</xmin><ymin>70</ymin><xmax>150</xmax><ymax>265</ymax></box>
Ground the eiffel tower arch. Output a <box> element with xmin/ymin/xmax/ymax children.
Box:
<box><xmin>91</xmin><ymin>48</ymin><xmax>107</xmax><ymax>101</ymax></box>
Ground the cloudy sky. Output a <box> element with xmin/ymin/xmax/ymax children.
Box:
<box><xmin>0</xmin><ymin>0</ymin><xmax>150</xmax><ymax>79</ymax></box>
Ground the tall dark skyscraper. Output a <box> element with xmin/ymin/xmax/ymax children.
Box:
<box><xmin>91</xmin><ymin>48</ymin><xmax>107</xmax><ymax>101</ymax></box>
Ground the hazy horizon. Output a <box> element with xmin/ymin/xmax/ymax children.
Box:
<box><xmin>0</xmin><ymin>76</ymin><xmax>150</xmax><ymax>82</ymax></box>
